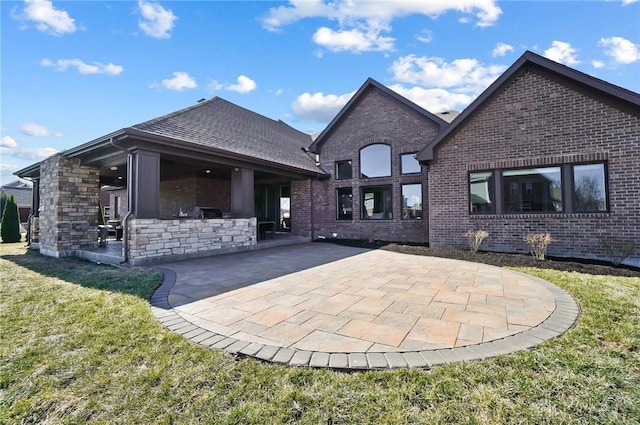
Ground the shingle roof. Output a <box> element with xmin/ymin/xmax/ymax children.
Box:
<box><xmin>130</xmin><ymin>97</ymin><xmax>323</xmax><ymax>175</ymax></box>
<box><xmin>0</xmin><ymin>181</ymin><xmax>32</xmax><ymax>206</ymax></box>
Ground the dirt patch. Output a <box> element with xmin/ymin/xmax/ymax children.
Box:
<box><xmin>316</xmin><ymin>239</ymin><xmax>640</xmax><ymax>277</ymax></box>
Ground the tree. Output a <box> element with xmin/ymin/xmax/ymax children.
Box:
<box><xmin>0</xmin><ymin>193</ymin><xmax>6</xmax><ymax>225</ymax></box>
<box><xmin>1</xmin><ymin>195</ymin><xmax>22</xmax><ymax>243</ymax></box>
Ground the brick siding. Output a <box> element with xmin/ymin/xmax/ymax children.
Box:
<box><xmin>428</xmin><ymin>69</ymin><xmax>640</xmax><ymax>266</ymax></box>
<box><xmin>312</xmin><ymin>86</ymin><xmax>441</xmax><ymax>243</ymax></box>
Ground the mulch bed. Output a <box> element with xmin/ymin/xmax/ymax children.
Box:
<box><xmin>317</xmin><ymin>239</ymin><xmax>640</xmax><ymax>277</ymax></box>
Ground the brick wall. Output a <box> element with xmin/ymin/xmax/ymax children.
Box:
<box><xmin>312</xmin><ymin>86</ymin><xmax>441</xmax><ymax>243</ymax></box>
<box><xmin>159</xmin><ymin>176</ymin><xmax>231</xmax><ymax>218</ymax></box>
<box><xmin>291</xmin><ymin>179</ymin><xmax>312</xmax><ymax>237</ymax></box>
<box><xmin>127</xmin><ymin>217</ymin><xmax>256</xmax><ymax>265</ymax></box>
<box><xmin>38</xmin><ymin>155</ymin><xmax>101</xmax><ymax>257</ymax></box>
<box><xmin>428</xmin><ymin>69</ymin><xmax>640</xmax><ymax>266</ymax></box>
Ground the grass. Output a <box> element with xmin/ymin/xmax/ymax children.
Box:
<box><xmin>1</xmin><ymin>242</ymin><xmax>639</xmax><ymax>424</ymax></box>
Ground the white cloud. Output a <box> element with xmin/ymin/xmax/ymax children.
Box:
<box><xmin>40</xmin><ymin>58</ymin><xmax>123</xmax><ymax>75</ymax></box>
<box><xmin>543</xmin><ymin>41</ymin><xmax>580</xmax><ymax>65</ymax></box>
<box><xmin>291</xmin><ymin>91</ymin><xmax>355</xmax><ymax>122</ymax></box>
<box><xmin>492</xmin><ymin>42</ymin><xmax>514</xmax><ymax>57</ymax></box>
<box><xmin>226</xmin><ymin>75</ymin><xmax>257</xmax><ymax>94</ymax></box>
<box><xmin>600</xmin><ymin>36</ymin><xmax>640</xmax><ymax>64</ymax></box>
<box><xmin>416</xmin><ymin>29</ymin><xmax>433</xmax><ymax>43</ymax></box>
<box><xmin>0</xmin><ymin>146</ymin><xmax>59</xmax><ymax>161</ymax></box>
<box><xmin>21</xmin><ymin>122</ymin><xmax>62</xmax><ymax>137</ymax></box>
<box><xmin>622</xmin><ymin>0</ymin><xmax>638</xmax><ymax>5</ymax></box>
<box><xmin>388</xmin><ymin>85</ymin><xmax>473</xmax><ymax>113</ymax></box>
<box><xmin>208</xmin><ymin>75</ymin><xmax>257</xmax><ymax>94</ymax></box>
<box><xmin>0</xmin><ymin>136</ymin><xmax>18</xmax><ymax>148</ymax></box>
<box><xmin>19</xmin><ymin>0</ymin><xmax>76</xmax><ymax>35</ymax></box>
<box><xmin>160</xmin><ymin>72</ymin><xmax>197</xmax><ymax>91</ymax></box>
<box><xmin>261</xmin><ymin>0</ymin><xmax>502</xmax><ymax>31</ymax></box>
<box><xmin>260</xmin><ymin>0</ymin><xmax>501</xmax><ymax>53</ymax></box>
<box><xmin>592</xmin><ymin>60</ymin><xmax>606</xmax><ymax>69</ymax></box>
<box><xmin>138</xmin><ymin>0</ymin><xmax>177</xmax><ymax>39</ymax></box>
<box><xmin>390</xmin><ymin>55</ymin><xmax>506</xmax><ymax>94</ymax></box>
<box><xmin>312</xmin><ymin>27</ymin><xmax>394</xmax><ymax>52</ymax></box>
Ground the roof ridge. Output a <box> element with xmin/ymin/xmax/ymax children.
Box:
<box><xmin>132</xmin><ymin>97</ymin><xmax>221</xmax><ymax>128</ymax></box>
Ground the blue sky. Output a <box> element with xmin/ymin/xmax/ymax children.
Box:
<box><xmin>1</xmin><ymin>0</ymin><xmax>639</xmax><ymax>186</ymax></box>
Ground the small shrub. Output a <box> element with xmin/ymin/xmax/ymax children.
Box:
<box><xmin>1</xmin><ymin>195</ymin><xmax>22</xmax><ymax>243</ymax></box>
<box><xmin>600</xmin><ymin>238</ymin><xmax>637</xmax><ymax>266</ymax></box>
<box><xmin>526</xmin><ymin>232</ymin><xmax>555</xmax><ymax>261</ymax></box>
<box><xmin>464</xmin><ymin>230</ymin><xmax>489</xmax><ymax>253</ymax></box>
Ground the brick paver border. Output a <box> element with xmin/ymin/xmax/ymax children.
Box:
<box><xmin>150</xmin><ymin>260</ymin><xmax>580</xmax><ymax>370</ymax></box>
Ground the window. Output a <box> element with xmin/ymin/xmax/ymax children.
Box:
<box><xmin>402</xmin><ymin>184</ymin><xmax>422</xmax><ymax>219</ymax></box>
<box><xmin>469</xmin><ymin>162</ymin><xmax>608</xmax><ymax>215</ymax></box>
<box><xmin>360</xmin><ymin>144</ymin><xmax>391</xmax><ymax>178</ymax></box>
<box><xmin>336</xmin><ymin>188</ymin><xmax>353</xmax><ymax>220</ymax></box>
<box><xmin>573</xmin><ymin>163</ymin><xmax>607</xmax><ymax>212</ymax></box>
<box><xmin>335</xmin><ymin>160</ymin><xmax>352</xmax><ymax>180</ymax></box>
<box><xmin>361</xmin><ymin>186</ymin><xmax>392</xmax><ymax>219</ymax></box>
<box><xmin>503</xmin><ymin>167</ymin><xmax>562</xmax><ymax>213</ymax></box>
<box><xmin>469</xmin><ymin>171</ymin><xmax>495</xmax><ymax>213</ymax></box>
<box><xmin>401</xmin><ymin>153</ymin><xmax>421</xmax><ymax>174</ymax></box>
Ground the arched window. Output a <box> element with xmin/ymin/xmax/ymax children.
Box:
<box><xmin>360</xmin><ymin>144</ymin><xmax>391</xmax><ymax>178</ymax></box>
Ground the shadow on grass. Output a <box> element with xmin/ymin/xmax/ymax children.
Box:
<box><xmin>2</xmin><ymin>247</ymin><xmax>161</xmax><ymax>299</ymax></box>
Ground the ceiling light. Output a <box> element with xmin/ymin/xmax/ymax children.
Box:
<box><xmin>117</xmin><ymin>176</ymin><xmax>123</xmax><ymax>180</ymax></box>
<box><xmin>110</xmin><ymin>166</ymin><xmax>118</xmax><ymax>171</ymax></box>
<box><xmin>205</xmin><ymin>169</ymin><xmax>211</xmax><ymax>174</ymax></box>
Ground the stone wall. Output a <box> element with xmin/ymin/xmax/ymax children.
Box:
<box><xmin>38</xmin><ymin>155</ymin><xmax>100</xmax><ymax>257</ymax></box>
<box><xmin>312</xmin><ymin>86</ymin><xmax>440</xmax><ymax>243</ymax></box>
<box><xmin>127</xmin><ymin>217</ymin><xmax>257</xmax><ymax>265</ymax></box>
<box><xmin>428</xmin><ymin>68</ymin><xmax>640</xmax><ymax>266</ymax></box>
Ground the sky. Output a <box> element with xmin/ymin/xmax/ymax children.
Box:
<box><xmin>1</xmin><ymin>0</ymin><xmax>639</xmax><ymax>186</ymax></box>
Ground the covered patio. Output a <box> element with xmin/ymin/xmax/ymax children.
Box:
<box><xmin>17</xmin><ymin>97</ymin><xmax>326</xmax><ymax>265</ymax></box>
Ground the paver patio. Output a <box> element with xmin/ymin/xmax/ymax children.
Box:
<box><xmin>150</xmin><ymin>242</ymin><xmax>579</xmax><ymax>369</ymax></box>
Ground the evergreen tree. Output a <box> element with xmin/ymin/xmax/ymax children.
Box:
<box><xmin>0</xmin><ymin>193</ymin><xmax>6</xmax><ymax>225</ymax></box>
<box><xmin>1</xmin><ymin>195</ymin><xmax>22</xmax><ymax>243</ymax></box>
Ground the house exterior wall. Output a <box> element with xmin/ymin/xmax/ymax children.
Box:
<box><xmin>159</xmin><ymin>176</ymin><xmax>231</xmax><ymax>218</ymax></box>
<box><xmin>127</xmin><ymin>217</ymin><xmax>256</xmax><ymax>265</ymax></box>
<box><xmin>37</xmin><ymin>155</ymin><xmax>101</xmax><ymax>257</ymax></box>
<box><xmin>291</xmin><ymin>179</ymin><xmax>312</xmax><ymax>237</ymax></box>
<box><xmin>312</xmin><ymin>87</ymin><xmax>440</xmax><ymax>243</ymax></box>
<box><xmin>428</xmin><ymin>69</ymin><xmax>640</xmax><ymax>266</ymax></box>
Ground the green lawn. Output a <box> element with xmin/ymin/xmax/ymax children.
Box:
<box><xmin>1</xmin><ymin>243</ymin><xmax>639</xmax><ymax>424</ymax></box>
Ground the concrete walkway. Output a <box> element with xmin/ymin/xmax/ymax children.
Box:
<box><xmin>150</xmin><ymin>243</ymin><xmax>579</xmax><ymax>370</ymax></box>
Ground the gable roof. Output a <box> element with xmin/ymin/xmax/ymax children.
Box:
<box><xmin>309</xmin><ymin>78</ymin><xmax>449</xmax><ymax>152</ymax></box>
<box><xmin>417</xmin><ymin>50</ymin><xmax>640</xmax><ymax>163</ymax></box>
<box><xmin>129</xmin><ymin>97</ymin><xmax>322</xmax><ymax>175</ymax></box>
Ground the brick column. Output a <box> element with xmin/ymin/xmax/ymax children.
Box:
<box><xmin>38</xmin><ymin>155</ymin><xmax>101</xmax><ymax>257</ymax></box>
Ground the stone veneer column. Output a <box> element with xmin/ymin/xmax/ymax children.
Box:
<box><xmin>38</xmin><ymin>154</ymin><xmax>101</xmax><ymax>257</ymax></box>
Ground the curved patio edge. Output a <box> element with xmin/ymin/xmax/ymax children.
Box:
<box><xmin>149</xmin><ymin>264</ymin><xmax>581</xmax><ymax>371</ymax></box>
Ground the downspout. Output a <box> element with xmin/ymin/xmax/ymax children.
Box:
<box><xmin>109</xmin><ymin>137</ymin><xmax>133</xmax><ymax>264</ymax></box>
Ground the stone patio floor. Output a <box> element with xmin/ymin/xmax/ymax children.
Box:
<box><xmin>150</xmin><ymin>242</ymin><xmax>579</xmax><ymax>370</ymax></box>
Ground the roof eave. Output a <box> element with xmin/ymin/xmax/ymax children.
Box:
<box><xmin>417</xmin><ymin>50</ymin><xmax>640</xmax><ymax>164</ymax></box>
<box><xmin>309</xmin><ymin>78</ymin><xmax>448</xmax><ymax>153</ymax></box>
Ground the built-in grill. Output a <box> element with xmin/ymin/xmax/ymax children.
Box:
<box><xmin>191</xmin><ymin>207</ymin><xmax>223</xmax><ymax>219</ymax></box>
